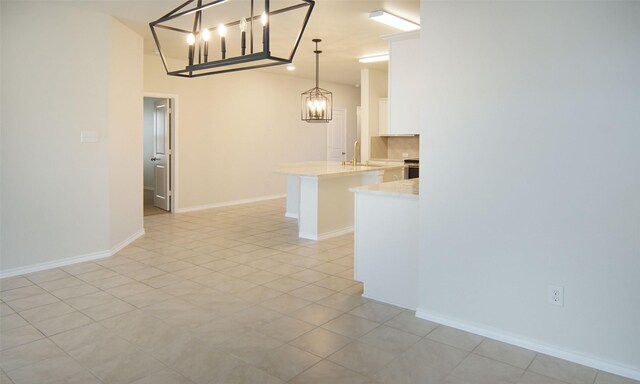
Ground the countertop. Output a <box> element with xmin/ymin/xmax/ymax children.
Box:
<box><xmin>274</xmin><ymin>161</ymin><xmax>405</xmax><ymax>178</ymax></box>
<box><xmin>350</xmin><ymin>178</ymin><xmax>419</xmax><ymax>198</ymax></box>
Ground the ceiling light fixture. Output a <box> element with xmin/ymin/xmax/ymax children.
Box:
<box><xmin>287</xmin><ymin>65</ymin><xmax>296</xmax><ymax>71</ymax></box>
<box><xmin>301</xmin><ymin>39</ymin><xmax>332</xmax><ymax>123</ymax></box>
<box><xmin>358</xmin><ymin>54</ymin><xmax>389</xmax><ymax>63</ymax></box>
<box><xmin>150</xmin><ymin>0</ymin><xmax>315</xmax><ymax>78</ymax></box>
<box><xmin>369</xmin><ymin>10</ymin><xmax>420</xmax><ymax>31</ymax></box>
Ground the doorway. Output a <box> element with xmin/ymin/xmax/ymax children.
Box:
<box><xmin>143</xmin><ymin>95</ymin><xmax>175</xmax><ymax>216</ymax></box>
<box><xmin>327</xmin><ymin>107</ymin><xmax>347</xmax><ymax>162</ymax></box>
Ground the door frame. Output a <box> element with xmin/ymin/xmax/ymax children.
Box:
<box><xmin>327</xmin><ymin>107</ymin><xmax>348</xmax><ymax>162</ymax></box>
<box><xmin>144</xmin><ymin>92</ymin><xmax>178</xmax><ymax>213</ymax></box>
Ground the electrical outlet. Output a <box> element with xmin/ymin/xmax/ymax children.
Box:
<box><xmin>548</xmin><ymin>285</ymin><xmax>564</xmax><ymax>306</ymax></box>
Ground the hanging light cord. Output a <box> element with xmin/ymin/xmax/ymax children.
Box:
<box><xmin>314</xmin><ymin>39</ymin><xmax>321</xmax><ymax>89</ymax></box>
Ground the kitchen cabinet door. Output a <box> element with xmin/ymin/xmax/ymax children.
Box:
<box><xmin>387</xmin><ymin>31</ymin><xmax>420</xmax><ymax>135</ymax></box>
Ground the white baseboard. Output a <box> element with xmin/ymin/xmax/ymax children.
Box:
<box><xmin>175</xmin><ymin>194</ymin><xmax>286</xmax><ymax>213</ymax></box>
<box><xmin>300</xmin><ymin>226</ymin><xmax>354</xmax><ymax>241</ymax></box>
<box><xmin>111</xmin><ymin>228</ymin><xmax>146</xmax><ymax>255</ymax></box>
<box><xmin>0</xmin><ymin>250</ymin><xmax>111</xmax><ymax>279</ymax></box>
<box><xmin>0</xmin><ymin>228</ymin><xmax>145</xmax><ymax>279</ymax></box>
<box><xmin>415</xmin><ymin>309</ymin><xmax>640</xmax><ymax>381</ymax></box>
<box><xmin>362</xmin><ymin>293</ymin><xmax>415</xmax><ymax>311</ymax></box>
<box><xmin>285</xmin><ymin>212</ymin><xmax>299</xmax><ymax>219</ymax></box>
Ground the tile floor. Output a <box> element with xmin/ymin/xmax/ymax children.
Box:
<box><xmin>0</xmin><ymin>198</ymin><xmax>637</xmax><ymax>384</ymax></box>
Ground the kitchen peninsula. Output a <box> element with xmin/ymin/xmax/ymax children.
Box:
<box><xmin>350</xmin><ymin>178</ymin><xmax>419</xmax><ymax>309</ymax></box>
<box><xmin>275</xmin><ymin>161</ymin><xmax>405</xmax><ymax>240</ymax></box>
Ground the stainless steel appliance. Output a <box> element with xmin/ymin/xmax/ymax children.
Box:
<box><xmin>405</xmin><ymin>159</ymin><xmax>419</xmax><ymax>179</ymax></box>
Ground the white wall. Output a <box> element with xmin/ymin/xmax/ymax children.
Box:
<box><xmin>144</xmin><ymin>56</ymin><xmax>361</xmax><ymax>211</ymax></box>
<box><xmin>107</xmin><ymin>18</ymin><xmax>144</xmax><ymax>250</ymax></box>
<box><xmin>1</xmin><ymin>2</ymin><xmax>143</xmax><ymax>274</ymax></box>
<box><xmin>360</xmin><ymin>68</ymin><xmax>388</xmax><ymax>162</ymax></box>
<box><xmin>418</xmin><ymin>1</ymin><xmax>640</xmax><ymax>378</ymax></box>
<box><xmin>143</xmin><ymin>98</ymin><xmax>158</xmax><ymax>189</ymax></box>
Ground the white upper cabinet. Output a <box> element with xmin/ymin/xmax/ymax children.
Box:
<box><xmin>385</xmin><ymin>31</ymin><xmax>420</xmax><ymax>135</ymax></box>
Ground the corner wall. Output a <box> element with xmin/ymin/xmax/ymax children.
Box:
<box><xmin>418</xmin><ymin>1</ymin><xmax>640</xmax><ymax>378</ymax></box>
<box><xmin>144</xmin><ymin>56</ymin><xmax>361</xmax><ymax>211</ymax></box>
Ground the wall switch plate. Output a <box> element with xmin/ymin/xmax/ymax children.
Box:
<box><xmin>81</xmin><ymin>130</ymin><xmax>99</xmax><ymax>143</ymax></box>
<box><xmin>402</xmin><ymin>152</ymin><xmax>409</xmax><ymax>158</ymax></box>
<box><xmin>548</xmin><ymin>285</ymin><xmax>564</xmax><ymax>306</ymax></box>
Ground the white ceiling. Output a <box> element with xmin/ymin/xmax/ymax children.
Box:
<box><xmin>69</xmin><ymin>0</ymin><xmax>420</xmax><ymax>86</ymax></box>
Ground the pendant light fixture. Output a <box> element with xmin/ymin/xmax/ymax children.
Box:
<box><xmin>301</xmin><ymin>39</ymin><xmax>332</xmax><ymax>123</ymax></box>
<box><xmin>150</xmin><ymin>0</ymin><xmax>315</xmax><ymax>78</ymax></box>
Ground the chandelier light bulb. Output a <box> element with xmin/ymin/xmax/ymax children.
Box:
<box><xmin>239</xmin><ymin>17</ymin><xmax>247</xmax><ymax>32</ymax></box>
<box><xmin>187</xmin><ymin>33</ymin><xmax>196</xmax><ymax>45</ymax></box>
<box><xmin>261</xmin><ymin>11</ymin><xmax>268</xmax><ymax>26</ymax></box>
<box><xmin>202</xmin><ymin>28</ymin><xmax>210</xmax><ymax>42</ymax></box>
<box><xmin>218</xmin><ymin>24</ymin><xmax>227</xmax><ymax>37</ymax></box>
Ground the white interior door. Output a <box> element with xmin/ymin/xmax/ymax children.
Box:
<box><xmin>152</xmin><ymin>99</ymin><xmax>171</xmax><ymax>211</ymax></box>
<box><xmin>327</xmin><ymin>107</ymin><xmax>347</xmax><ymax>162</ymax></box>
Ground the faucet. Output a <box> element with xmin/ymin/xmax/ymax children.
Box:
<box><xmin>351</xmin><ymin>140</ymin><xmax>360</xmax><ymax>166</ymax></box>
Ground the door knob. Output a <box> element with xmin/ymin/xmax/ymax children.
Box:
<box><xmin>151</xmin><ymin>157</ymin><xmax>159</xmax><ymax>161</ymax></box>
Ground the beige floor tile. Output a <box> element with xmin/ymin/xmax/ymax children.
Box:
<box><xmin>290</xmin><ymin>303</ymin><xmax>344</xmax><ymax>326</ymax></box>
<box><xmin>50</xmin><ymin>322</ymin><xmax>119</xmax><ymax>354</ymax></box>
<box><xmin>312</xmin><ymin>262</ymin><xmax>350</xmax><ymax>275</ymax></box>
<box><xmin>0</xmin><ymin>302</ymin><xmax>15</xmax><ymax>317</ymax></box>
<box><xmin>289</xmin><ymin>284</ymin><xmax>335</xmax><ymax>302</ymax></box>
<box><xmin>317</xmin><ymin>292</ymin><xmax>369</xmax><ymax>312</ymax></box>
<box><xmin>373</xmin><ymin>339</ymin><xmax>468</xmax><ymax>384</ymax></box>
<box><xmin>358</xmin><ymin>325</ymin><xmax>421</xmax><ymax>354</ymax></box>
<box><xmin>427</xmin><ymin>325</ymin><xmax>485</xmax><ymax>352</ymax></box>
<box><xmin>159</xmin><ymin>281</ymin><xmax>206</xmax><ymax>297</ymax></box>
<box><xmin>518</xmin><ymin>371</ymin><xmax>572</xmax><ymax>384</ymax></box>
<box><xmin>60</xmin><ymin>262</ymin><xmax>104</xmax><ymax>276</ymax></box>
<box><xmin>65</xmin><ymin>291</ymin><xmax>116</xmax><ymax>310</ymax></box>
<box><xmin>241</xmin><ymin>270</ymin><xmax>282</xmax><ymax>285</ymax></box>
<box><xmin>263</xmin><ymin>277</ymin><xmax>309</xmax><ymax>292</ymax></box>
<box><xmin>257</xmin><ymin>316</ymin><xmax>315</xmax><ymax>342</ymax></box>
<box><xmin>384</xmin><ymin>310</ymin><xmax>438</xmax><ymax>337</ymax></box>
<box><xmin>528</xmin><ymin>354</ymin><xmax>598</xmax><ymax>384</ymax></box>
<box><xmin>0</xmin><ymin>286</ymin><xmax>45</xmax><ymax>302</ymax></box>
<box><xmin>130</xmin><ymin>369</ymin><xmax>196</xmax><ymax>384</ymax></box>
<box><xmin>36</xmin><ymin>276</ymin><xmax>84</xmax><ymax>292</ymax></box>
<box><xmin>90</xmin><ymin>349</ymin><xmax>168</xmax><ymax>384</ymax></box>
<box><xmin>322</xmin><ymin>313</ymin><xmax>380</xmax><ymax>338</ymax></box>
<box><xmin>76</xmin><ymin>268</ymin><xmax>121</xmax><ymax>282</ymax></box>
<box><xmin>289</xmin><ymin>327</ymin><xmax>353</xmax><ymax>358</ymax></box>
<box><xmin>348</xmin><ymin>301</ymin><xmax>403</xmax><ymax>323</ymax></box>
<box><xmin>441</xmin><ymin>353</ymin><xmax>524</xmax><ymax>384</ymax></box>
<box><xmin>122</xmin><ymin>290</ymin><xmax>174</xmax><ymax>308</ymax></box>
<box><xmin>50</xmin><ymin>283</ymin><xmax>100</xmax><ymax>300</ymax></box>
<box><xmin>106</xmin><ymin>282</ymin><xmax>154</xmax><ymax>298</ymax></box>
<box><xmin>0</xmin><ymin>314</ymin><xmax>28</xmax><ymax>332</ymax></box>
<box><xmin>25</xmin><ymin>269</ymin><xmax>70</xmax><ymax>284</ymax></box>
<box><xmin>0</xmin><ymin>338</ymin><xmax>67</xmax><ymax>372</ymax></box>
<box><xmin>260</xmin><ymin>294</ymin><xmax>312</xmax><ymax>314</ymax></box>
<box><xmin>239</xmin><ymin>344</ymin><xmax>321</xmax><ymax>382</ymax></box>
<box><xmin>18</xmin><ymin>301</ymin><xmax>75</xmax><ymax>323</ymax></box>
<box><xmin>6</xmin><ymin>355</ymin><xmax>99</xmax><ymax>384</ymax></box>
<box><xmin>266</xmin><ymin>263</ymin><xmax>306</xmax><ymax>276</ymax></box>
<box><xmin>209</xmin><ymin>362</ymin><xmax>285</xmax><ymax>384</ymax></box>
<box><xmin>595</xmin><ymin>371</ymin><xmax>640</xmax><ymax>384</ymax></box>
<box><xmin>142</xmin><ymin>273</ymin><xmax>184</xmax><ymax>288</ymax></box>
<box><xmin>315</xmin><ymin>276</ymin><xmax>357</xmax><ymax>291</ymax></box>
<box><xmin>290</xmin><ymin>360</ymin><xmax>369</xmax><ymax>384</ymax></box>
<box><xmin>88</xmin><ymin>274</ymin><xmax>134</xmax><ymax>290</ymax></box>
<box><xmin>327</xmin><ymin>340</ymin><xmax>397</xmax><ymax>376</ymax></box>
<box><xmin>290</xmin><ymin>269</ymin><xmax>329</xmax><ymax>284</ymax></box>
<box><xmin>0</xmin><ymin>277</ymin><xmax>32</xmax><ymax>293</ymax></box>
<box><xmin>81</xmin><ymin>299</ymin><xmax>136</xmax><ymax>321</ymax></box>
<box><xmin>32</xmin><ymin>311</ymin><xmax>93</xmax><ymax>336</ymax></box>
<box><xmin>0</xmin><ymin>325</ymin><xmax>44</xmax><ymax>351</ymax></box>
<box><xmin>6</xmin><ymin>292</ymin><xmax>60</xmax><ymax>312</ymax></box>
<box><xmin>0</xmin><ymin>369</ymin><xmax>12</xmax><ymax>383</ymax></box>
<box><xmin>474</xmin><ymin>338</ymin><xmax>537</xmax><ymax>369</ymax></box>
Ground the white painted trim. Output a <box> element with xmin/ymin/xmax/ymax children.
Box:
<box><xmin>174</xmin><ymin>194</ymin><xmax>286</xmax><ymax>213</ymax></box>
<box><xmin>0</xmin><ymin>250</ymin><xmax>111</xmax><ymax>279</ymax></box>
<box><xmin>362</xmin><ymin>293</ymin><xmax>415</xmax><ymax>311</ymax></box>
<box><xmin>144</xmin><ymin>186</ymin><xmax>154</xmax><ymax>191</ymax></box>
<box><xmin>111</xmin><ymin>228</ymin><xmax>146</xmax><ymax>256</ymax></box>
<box><xmin>300</xmin><ymin>226</ymin><xmax>354</xmax><ymax>241</ymax></box>
<box><xmin>415</xmin><ymin>309</ymin><xmax>640</xmax><ymax>381</ymax></box>
<box><xmin>0</xmin><ymin>228</ymin><xmax>145</xmax><ymax>279</ymax></box>
<box><xmin>285</xmin><ymin>212</ymin><xmax>299</xmax><ymax>219</ymax></box>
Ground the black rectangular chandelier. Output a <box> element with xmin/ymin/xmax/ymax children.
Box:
<box><xmin>150</xmin><ymin>0</ymin><xmax>315</xmax><ymax>78</ymax></box>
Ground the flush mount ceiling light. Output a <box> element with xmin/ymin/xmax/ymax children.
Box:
<box><xmin>369</xmin><ymin>10</ymin><xmax>420</xmax><ymax>31</ymax></box>
<box><xmin>358</xmin><ymin>54</ymin><xmax>389</xmax><ymax>63</ymax></box>
<box><xmin>150</xmin><ymin>0</ymin><xmax>315</xmax><ymax>78</ymax></box>
<box><xmin>301</xmin><ymin>39</ymin><xmax>332</xmax><ymax>123</ymax></box>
